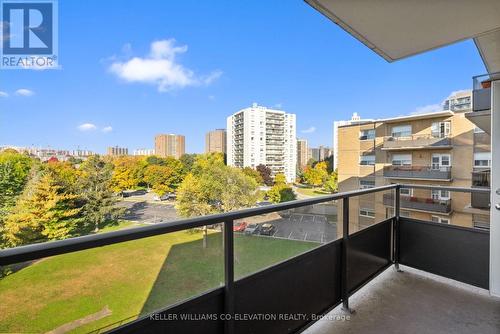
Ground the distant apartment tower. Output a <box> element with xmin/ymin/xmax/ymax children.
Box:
<box><xmin>333</xmin><ymin>112</ymin><xmax>372</xmax><ymax>169</ymax></box>
<box><xmin>297</xmin><ymin>139</ymin><xmax>309</xmax><ymax>170</ymax></box>
<box><xmin>133</xmin><ymin>148</ymin><xmax>155</xmax><ymax>156</ymax></box>
<box><xmin>107</xmin><ymin>146</ymin><xmax>128</xmax><ymax>156</ymax></box>
<box><xmin>155</xmin><ymin>134</ymin><xmax>185</xmax><ymax>159</ymax></box>
<box><xmin>337</xmin><ymin>90</ymin><xmax>491</xmax><ymax>233</ymax></box>
<box><xmin>227</xmin><ymin>103</ymin><xmax>297</xmax><ymax>183</ymax></box>
<box><xmin>205</xmin><ymin>129</ymin><xmax>227</xmax><ymax>154</ymax></box>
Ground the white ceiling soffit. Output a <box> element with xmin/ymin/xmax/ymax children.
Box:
<box><xmin>305</xmin><ymin>0</ymin><xmax>500</xmax><ymax>63</ymax></box>
<box><xmin>475</xmin><ymin>30</ymin><xmax>500</xmax><ymax>74</ymax></box>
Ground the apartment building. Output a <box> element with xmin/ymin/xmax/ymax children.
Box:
<box><xmin>227</xmin><ymin>103</ymin><xmax>297</xmax><ymax>183</ymax></box>
<box><xmin>205</xmin><ymin>129</ymin><xmax>227</xmax><ymax>154</ymax></box>
<box><xmin>297</xmin><ymin>139</ymin><xmax>309</xmax><ymax>171</ymax></box>
<box><xmin>133</xmin><ymin>148</ymin><xmax>155</xmax><ymax>156</ymax></box>
<box><xmin>337</xmin><ymin>91</ymin><xmax>491</xmax><ymax>233</ymax></box>
<box><xmin>154</xmin><ymin>134</ymin><xmax>185</xmax><ymax>159</ymax></box>
<box><xmin>333</xmin><ymin>112</ymin><xmax>372</xmax><ymax>169</ymax></box>
<box><xmin>106</xmin><ymin>146</ymin><xmax>128</xmax><ymax>156</ymax></box>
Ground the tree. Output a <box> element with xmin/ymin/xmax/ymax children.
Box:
<box><xmin>176</xmin><ymin>162</ymin><xmax>258</xmax><ymax>217</ymax></box>
<box><xmin>323</xmin><ymin>174</ymin><xmax>338</xmax><ymax>193</ymax></box>
<box><xmin>302</xmin><ymin>161</ymin><xmax>328</xmax><ymax>187</ymax></box>
<box><xmin>179</xmin><ymin>154</ymin><xmax>198</xmax><ymax>173</ymax></box>
<box><xmin>2</xmin><ymin>166</ymin><xmax>83</xmax><ymax>247</ymax></box>
<box><xmin>274</xmin><ymin>173</ymin><xmax>287</xmax><ymax>186</ymax></box>
<box><xmin>267</xmin><ymin>184</ymin><xmax>296</xmax><ymax>204</ymax></box>
<box><xmin>143</xmin><ymin>162</ymin><xmax>184</xmax><ymax>195</ymax></box>
<box><xmin>110</xmin><ymin>156</ymin><xmax>146</xmax><ymax>192</ymax></box>
<box><xmin>256</xmin><ymin>164</ymin><xmax>273</xmax><ymax>186</ymax></box>
<box><xmin>242</xmin><ymin>167</ymin><xmax>263</xmax><ymax>185</ymax></box>
<box><xmin>79</xmin><ymin>156</ymin><xmax>123</xmax><ymax>232</ymax></box>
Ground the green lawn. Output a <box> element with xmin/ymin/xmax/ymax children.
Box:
<box><xmin>295</xmin><ymin>186</ymin><xmax>330</xmax><ymax>197</ymax></box>
<box><xmin>0</xmin><ymin>230</ymin><xmax>318</xmax><ymax>333</ymax></box>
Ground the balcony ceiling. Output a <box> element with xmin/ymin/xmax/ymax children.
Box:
<box><xmin>306</xmin><ymin>0</ymin><xmax>500</xmax><ymax>72</ymax></box>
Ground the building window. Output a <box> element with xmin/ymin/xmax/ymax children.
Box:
<box><xmin>474</xmin><ymin>152</ymin><xmax>491</xmax><ymax>167</ymax></box>
<box><xmin>359</xmin><ymin>179</ymin><xmax>375</xmax><ymax>189</ymax></box>
<box><xmin>431</xmin><ymin>215</ymin><xmax>449</xmax><ymax>224</ymax></box>
<box><xmin>391</xmin><ymin>154</ymin><xmax>412</xmax><ymax>166</ymax></box>
<box><xmin>359</xmin><ymin>155</ymin><xmax>375</xmax><ymax>166</ymax></box>
<box><xmin>391</xmin><ymin>125</ymin><xmax>412</xmax><ymax>138</ymax></box>
<box><xmin>387</xmin><ymin>208</ymin><xmax>410</xmax><ymax>218</ymax></box>
<box><xmin>431</xmin><ymin>189</ymin><xmax>450</xmax><ymax>200</ymax></box>
<box><xmin>400</xmin><ymin>188</ymin><xmax>412</xmax><ymax>196</ymax></box>
<box><xmin>360</xmin><ymin>129</ymin><xmax>375</xmax><ymax>140</ymax></box>
<box><xmin>359</xmin><ymin>208</ymin><xmax>375</xmax><ymax>218</ymax></box>
<box><xmin>431</xmin><ymin>154</ymin><xmax>451</xmax><ymax>170</ymax></box>
<box><xmin>431</xmin><ymin>121</ymin><xmax>451</xmax><ymax>138</ymax></box>
<box><xmin>474</xmin><ymin>127</ymin><xmax>485</xmax><ymax>134</ymax></box>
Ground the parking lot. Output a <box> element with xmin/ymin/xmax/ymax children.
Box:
<box><xmin>240</xmin><ymin>211</ymin><xmax>337</xmax><ymax>244</ymax></box>
<box><xmin>118</xmin><ymin>200</ymin><xmax>179</xmax><ymax>224</ymax></box>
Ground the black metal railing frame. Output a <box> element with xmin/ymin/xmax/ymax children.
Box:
<box><xmin>0</xmin><ymin>184</ymin><xmax>491</xmax><ymax>334</ymax></box>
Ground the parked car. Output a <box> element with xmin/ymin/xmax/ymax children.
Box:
<box><xmin>245</xmin><ymin>223</ymin><xmax>261</xmax><ymax>235</ymax></box>
<box><xmin>121</xmin><ymin>189</ymin><xmax>147</xmax><ymax>197</ymax></box>
<box><xmin>256</xmin><ymin>201</ymin><xmax>272</xmax><ymax>207</ymax></box>
<box><xmin>260</xmin><ymin>223</ymin><xmax>276</xmax><ymax>236</ymax></box>
<box><xmin>153</xmin><ymin>192</ymin><xmax>176</xmax><ymax>201</ymax></box>
<box><xmin>233</xmin><ymin>222</ymin><xmax>248</xmax><ymax>232</ymax></box>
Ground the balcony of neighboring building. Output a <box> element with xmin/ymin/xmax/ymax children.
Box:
<box><xmin>383</xmin><ymin>165</ymin><xmax>452</xmax><ymax>181</ymax></box>
<box><xmin>383</xmin><ymin>193</ymin><xmax>451</xmax><ymax>214</ymax></box>
<box><xmin>382</xmin><ymin>133</ymin><xmax>451</xmax><ymax>151</ymax></box>
<box><xmin>471</xmin><ymin>169</ymin><xmax>491</xmax><ymax>210</ymax></box>
<box><xmin>466</xmin><ymin>72</ymin><xmax>500</xmax><ymax>134</ymax></box>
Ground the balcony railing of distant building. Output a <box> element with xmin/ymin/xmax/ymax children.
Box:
<box><xmin>382</xmin><ymin>133</ymin><xmax>452</xmax><ymax>150</ymax></box>
<box><xmin>0</xmin><ymin>184</ymin><xmax>490</xmax><ymax>334</ymax></box>
<box><xmin>471</xmin><ymin>169</ymin><xmax>491</xmax><ymax>209</ymax></box>
<box><xmin>383</xmin><ymin>193</ymin><xmax>451</xmax><ymax>214</ymax></box>
<box><xmin>384</xmin><ymin>165</ymin><xmax>452</xmax><ymax>180</ymax></box>
<box><xmin>472</xmin><ymin>72</ymin><xmax>500</xmax><ymax>112</ymax></box>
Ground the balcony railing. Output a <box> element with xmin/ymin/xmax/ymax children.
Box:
<box><xmin>383</xmin><ymin>193</ymin><xmax>451</xmax><ymax>213</ymax></box>
<box><xmin>384</xmin><ymin>165</ymin><xmax>452</xmax><ymax>180</ymax></box>
<box><xmin>383</xmin><ymin>134</ymin><xmax>451</xmax><ymax>150</ymax></box>
<box><xmin>472</xmin><ymin>72</ymin><xmax>500</xmax><ymax>112</ymax></box>
<box><xmin>0</xmin><ymin>185</ymin><xmax>490</xmax><ymax>334</ymax></box>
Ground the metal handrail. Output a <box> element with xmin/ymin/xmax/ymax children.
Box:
<box><xmin>0</xmin><ymin>184</ymin><xmax>396</xmax><ymax>266</ymax></box>
<box><xmin>384</xmin><ymin>133</ymin><xmax>451</xmax><ymax>141</ymax></box>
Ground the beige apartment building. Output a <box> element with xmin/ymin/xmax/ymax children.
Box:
<box><xmin>297</xmin><ymin>139</ymin><xmax>309</xmax><ymax>171</ymax></box>
<box><xmin>205</xmin><ymin>129</ymin><xmax>227</xmax><ymax>154</ymax></box>
<box><xmin>106</xmin><ymin>146</ymin><xmax>128</xmax><ymax>156</ymax></box>
<box><xmin>337</xmin><ymin>91</ymin><xmax>491</xmax><ymax>234</ymax></box>
<box><xmin>154</xmin><ymin>134</ymin><xmax>185</xmax><ymax>159</ymax></box>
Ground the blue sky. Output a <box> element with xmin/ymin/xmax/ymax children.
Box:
<box><xmin>0</xmin><ymin>0</ymin><xmax>487</xmax><ymax>153</ymax></box>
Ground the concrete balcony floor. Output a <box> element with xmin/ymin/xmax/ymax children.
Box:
<box><xmin>304</xmin><ymin>266</ymin><xmax>500</xmax><ymax>334</ymax></box>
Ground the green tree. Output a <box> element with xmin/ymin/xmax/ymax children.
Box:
<box><xmin>176</xmin><ymin>161</ymin><xmax>258</xmax><ymax>218</ymax></box>
<box><xmin>179</xmin><ymin>154</ymin><xmax>198</xmax><ymax>173</ymax></box>
<box><xmin>2</xmin><ymin>166</ymin><xmax>83</xmax><ymax>247</ymax></box>
<box><xmin>242</xmin><ymin>167</ymin><xmax>263</xmax><ymax>185</ymax></box>
<box><xmin>144</xmin><ymin>162</ymin><xmax>184</xmax><ymax>196</ymax></box>
<box><xmin>79</xmin><ymin>156</ymin><xmax>123</xmax><ymax>232</ymax></box>
<box><xmin>267</xmin><ymin>184</ymin><xmax>296</xmax><ymax>204</ymax></box>
<box><xmin>256</xmin><ymin>164</ymin><xmax>273</xmax><ymax>186</ymax></box>
<box><xmin>274</xmin><ymin>173</ymin><xmax>287</xmax><ymax>185</ymax></box>
<box><xmin>0</xmin><ymin>151</ymin><xmax>33</xmax><ymax>214</ymax></box>
<box><xmin>322</xmin><ymin>169</ymin><xmax>338</xmax><ymax>193</ymax></box>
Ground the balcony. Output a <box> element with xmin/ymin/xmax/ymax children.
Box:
<box><xmin>382</xmin><ymin>134</ymin><xmax>451</xmax><ymax>151</ymax></box>
<box><xmin>467</xmin><ymin>73</ymin><xmax>500</xmax><ymax>134</ymax></box>
<box><xmin>471</xmin><ymin>170</ymin><xmax>491</xmax><ymax>209</ymax></box>
<box><xmin>383</xmin><ymin>165</ymin><xmax>452</xmax><ymax>180</ymax></box>
<box><xmin>0</xmin><ymin>185</ymin><xmax>495</xmax><ymax>334</ymax></box>
<box><xmin>383</xmin><ymin>193</ymin><xmax>451</xmax><ymax>214</ymax></box>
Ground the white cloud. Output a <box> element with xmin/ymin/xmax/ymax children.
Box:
<box><xmin>274</xmin><ymin>103</ymin><xmax>283</xmax><ymax>109</ymax></box>
<box><xmin>411</xmin><ymin>103</ymin><xmax>442</xmax><ymax>115</ymax></box>
<box><xmin>301</xmin><ymin>126</ymin><xmax>316</xmax><ymax>134</ymax></box>
<box><xmin>109</xmin><ymin>39</ymin><xmax>222</xmax><ymax>92</ymax></box>
<box><xmin>15</xmin><ymin>89</ymin><xmax>34</xmax><ymax>96</ymax></box>
<box><xmin>78</xmin><ymin>123</ymin><xmax>97</xmax><ymax>131</ymax></box>
<box><xmin>0</xmin><ymin>91</ymin><xmax>8</xmax><ymax>98</ymax></box>
<box><xmin>102</xmin><ymin>126</ymin><xmax>113</xmax><ymax>133</ymax></box>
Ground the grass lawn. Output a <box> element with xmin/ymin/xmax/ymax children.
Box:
<box><xmin>0</xmin><ymin>231</ymin><xmax>318</xmax><ymax>333</ymax></box>
<box><xmin>295</xmin><ymin>186</ymin><xmax>330</xmax><ymax>197</ymax></box>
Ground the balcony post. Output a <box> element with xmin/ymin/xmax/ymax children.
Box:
<box><xmin>224</xmin><ymin>220</ymin><xmax>235</xmax><ymax>334</ymax></box>
<box><xmin>394</xmin><ymin>186</ymin><xmax>403</xmax><ymax>272</ymax></box>
<box><xmin>341</xmin><ymin>197</ymin><xmax>355</xmax><ymax>313</ymax></box>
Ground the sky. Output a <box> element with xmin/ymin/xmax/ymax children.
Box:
<box><xmin>0</xmin><ymin>0</ymin><xmax>487</xmax><ymax>154</ymax></box>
